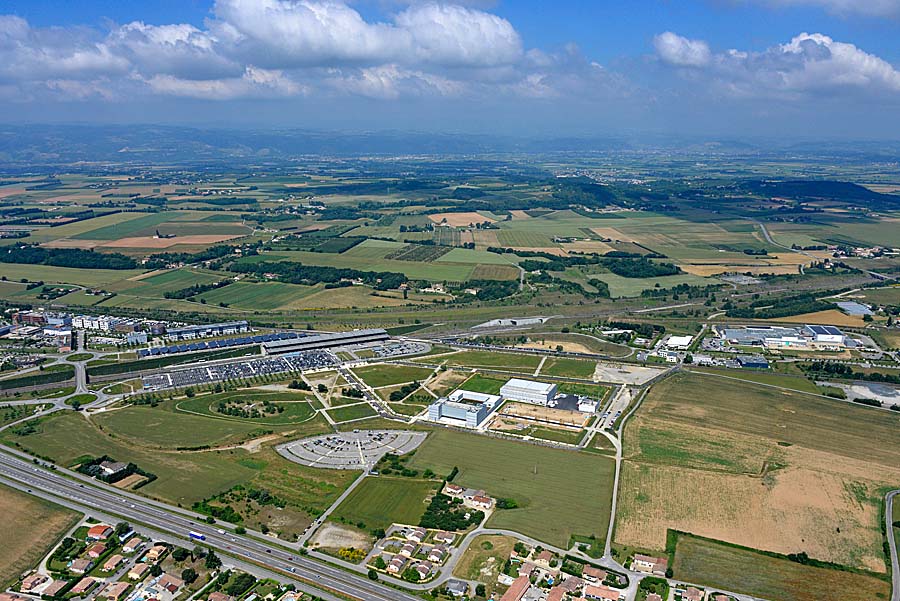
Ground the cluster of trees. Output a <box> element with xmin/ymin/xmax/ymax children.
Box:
<box><xmin>288</xmin><ymin>379</ymin><xmax>311</xmax><ymax>391</ymax></box>
<box><xmin>75</xmin><ymin>455</ymin><xmax>157</xmax><ymax>486</ymax></box>
<box><xmin>0</xmin><ymin>244</ymin><xmax>137</xmax><ymax>269</ymax></box>
<box><xmin>640</xmin><ymin>282</ymin><xmax>719</xmax><ymax>299</ymax></box>
<box><xmin>375</xmin><ymin>452</ymin><xmax>418</xmax><ymax>477</ymax></box>
<box><xmin>726</xmin><ymin>291</ymin><xmax>832</xmax><ymax>319</ymax></box>
<box><xmin>388</xmin><ymin>382</ymin><xmax>420</xmax><ymax>401</ymax></box>
<box><xmin>419</xmin><ymin>493</ymin><xmax>484</xmax><ymax>531</ymax></box>
<box><xmin>215</xmin><ymin>400</ymin><xmax>283</xmax><ymax>419</ymax></box>
<box><xmin>164</xmin><ymin>279</ymin><xmax>232</xmax><ymax>299</ymax></box>
<box><xmin>230</xmin><ymin>260</ymin><xmax>407</xmax><ymax>290</ymax></box>
<box><xmin>342</xmin><ymin>387</ymin><xmax>364</xmax><ymax>398</ymax></box>
<box><xmin>601</xmin><ymin>256</ymin><xmax>681</xmax><ymax>278</ymax></box>
<box><xmin>144</xmin><ymin>244</ymin><xmax>244</xmax><ymax>269</ymax></box>
<box><xmin>803</xmin><ymin>361</ymin><xmax>900</xmax><ymax>385</ymax></box>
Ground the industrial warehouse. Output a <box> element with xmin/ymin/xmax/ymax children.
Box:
<box><xmin>262</xmin><ymin>328</ymin><xmax>390</xmax><ymax>355</ymax></box>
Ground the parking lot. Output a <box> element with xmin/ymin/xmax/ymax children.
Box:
<box><xmin>141</xmin><ymin>350</ymin><xmax>336</xmax><ymax>391</ymax></box>
<box><xmin>276</xmin><ymin>430</ymin><xmax>427</xmax><ymax>470</ymax></box>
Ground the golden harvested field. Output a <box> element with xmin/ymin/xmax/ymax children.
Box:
<box><xmin>472</xmin><ymin>229</ymin><xmax>500</xmax><ymax>247</ymax></box>
<box><xmin>616</xmin><ymin>371</ymin><xmax>900</xmax><ymax>572</ymax></box>
<box><xmin>518</xmin><ymin>339</ymin><xmax>597</xmax><ymax>355</ymax></box>
<box><xmin>590</xmin><ymin>226</ymin><xmax>633</xmax><ymax>242</ymax></box>
<box><xmin>0</xmin><ymin>483</ymin><xmax>81</xmax><ymax>586</ymax></box>
<box><xmin>508</xmin><ymin>210</ymin><xmax>532</xmax><ymax>219</ymax></box>
<box><xmin>679</xmin><ymin>264</ymin><xmax>802</xmax><ymax>276</ymax></box>
<box><xmin>429</xmin><ymin>212</ymin><xmax>496</xmax><ymax>227</ymax></box>
<box><xmin>560</xmin><ymin>240</ymin><xmax>616</xmax><ymax>254</ymax></box>
<box><xmin>773</xmin><ymin>309</ymin><xmax>868</xmax><ymax>328</ymax></box>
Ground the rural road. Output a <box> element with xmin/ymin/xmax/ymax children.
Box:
<box><xmin>887</xmin><ymin>490</ymin><xmax>900</xmax><ymax>601</ymax></box>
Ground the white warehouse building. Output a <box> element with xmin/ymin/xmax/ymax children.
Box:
<box><xmin>500</xmin><ymin>378</ymin><xmax>557</xmax><ymax>405</ymax></box>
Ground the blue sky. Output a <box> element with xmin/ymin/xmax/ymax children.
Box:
<box><xmin>2</xmin><ymin>0</ymin><xmax>899</xmax><ymax>138</ymax></box>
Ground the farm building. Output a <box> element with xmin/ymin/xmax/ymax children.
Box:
<box><xmin>500</xmin><ymin>378</ymin><xmax>557</xmax><ymax>405</ymax></box>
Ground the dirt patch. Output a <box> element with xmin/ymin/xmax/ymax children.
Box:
<box><xmin>561</xmin><ymin>240</ymin><xmax>615</xmax><ymax>254</ymax></box>
<box><xmin>498</xmin><ymin>401</ymin><xmax>590</xmax><ymax>428</ymax></box>
<box><xmin>518</xmin><ymin>340</ymin><xmax>596</xmax><ymax>354</ymax></box>
<box><xmin>426</xmin><ymin>369</ymin><xmax>470</xmax><ymax>397</ymax></box>
<box><xmin>112</xmin><ymin>474</ymin><xmax>148</xmax><ymax>489</ymax></box>
<box><xmin>101</xmin><ymin>234</ymin><xmax>242</xmax><ymax>248</ymax></box>
<box><xmin>429</xmin><ymin>212</ymin><xmax>496</xmax><ymax>227</ymax></box>
<box><xmin>508</xmin><ymin>210</ymin><xmax>531</xmax><ymax>220</ymax></box>
<box><xmin>310</xmin><ymin>522</ymin><xmax>373</xmax><ymax>551</ymax></box>
<box><xmin>772</xmin><ymin>310</ymin><xmax>867</xmax><ymax>328</ymax></box>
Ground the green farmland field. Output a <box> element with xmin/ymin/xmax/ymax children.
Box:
<box><xmin>541</xmin><ymin>357</ymin><xmax>597</xmax><ymax>379</ymax></box>
<box><xmin>407</xmin><ymin>429</ymin><xmax>615</xmax><ymax>547</ymax></box>
<box><xmin>330</xmin><ymin>477</ymin><xmax>435</xmax><ymax>531</ymax></box>
<box><xmin>0</xmin><ymin>410</ymin><xmax>354</xmax><ymax>515</ymax></box>
<box><xmin>325</xmin><ymin>403</ymin><xmax>378</xmax><ymax>423</ymax></box>
<box><xmin>441</xmin><ymin>350</ymin><xmax>542</xmax><ymax>372</ymax></box>
<box><xmin>197</xmin><ymin>281</ymin><xmax>319</xmax><ymax>309</ymax></box>
<box><xmin>71</xmin><ymin>212</ymin><xmax>176</xmax><ymax>239</ymax></box>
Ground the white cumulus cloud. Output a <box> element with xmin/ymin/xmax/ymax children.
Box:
<box><xmin>654</xmin><ymin>31</ymin><xmax>711</xmax><ymax>67</ymax></box>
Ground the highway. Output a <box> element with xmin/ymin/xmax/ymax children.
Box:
<box><xmin>0</xmin><ymin>449</ymin><xmax>419</xmax><ymax>601</ymax></box>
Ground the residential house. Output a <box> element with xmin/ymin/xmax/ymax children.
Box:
<box><xmin>414</xmin><ymin>561</ymin><xmax>432</xmax><ymax>580</ymax></box>
<box><xmin>87</xmin><ymin>542</ymin><xmax>107</xmax><ymax>558</ymax></box>
<box><xmin>145</xmin><ymin>545</ymin><xmax>167</xmax><ymax>561</ymax></box>
<box><xmin>433</xmin><ymin>531</ymin><xmax>455</xmax><ymax>544</ymax></box>
<box><xmin>584</xmin><ymin>585</ymin><xmax>623</xmax><ymax>601</ymax></box>
<box><xmin>399</xmin><ymin>542</ymin><xmax>417</xmax><ymax>557</ymax></box>
<box><xmin>103</xmin><ymin>554</ymin><xmax>124</xmax><ymax>571</ymax></box>
<box><xmin>128</xmin><ymin>563</ymin><xmax>150</xmax><ymax>580</ymax></box>
<box><xmin>208</xmin><ymin>592</ymin><xmax>235</xmax><ymax>601</ymax></box>
<box><xmin>0</xmin><ymin>594</ymin><xmax>26</xmax><ymax>601</ymax></box>
<box><xmin>646</xmin><ymin>595</ymin><xmax>662</xmax><ymax>601</ymax></box>
<box><xmin>21</xmin><ymin>573</ymin><xmax>48</xmax><ymax>591</ymax></box>
<box><xmin>42</xmin><ymin>581</ymin><xmax>67</xmax><ymax>597</ymax></box>
<box><xmin>87</xmin><ymin>525</ymin><xmax>113</xmax><ymax>540</ymax></box>
<box><xmin>407</xmin><ymin>528</ymin><xmax>427</xmax><ymax>544</ymax></box>
<box><xmin>712</xmin><ymin>595</ymin><xmax>731</xmax><ymax>601</ymax></box>
<box><xmin>681</xmin><ymin>587</ymin><xmax>704</xmax><ymax>601</ymax></box>
<box><xmin>123</xmin><ymin>537</ymin><xmax>144</xmax><ymax>553</ymax></box>
<box><xmin>443</xmin><ymin>483</ymin><xmax>465</xmax><ymax>497</ymax></box>
<box><xmin>70</xmin><ymin>559</ymin><xmax>94</xmax><ymax>574</ymax></box>
<box><xmin>71</xmin><ymin>577</ymin><xmax>98</xmax><ymax>596</ymax></box>
<box><xmin>534</xmin><ymin>550</ymin><xmax>553</xmax><ymax>566</ymax></box>
<box><xmin>427</xmin><ymin>545</ymin><xmax>447</xmax><ymax>563</ymax></box>
<box><xmin>632</xmin><ymin>554</ymin><xmax>668</xmax><ymax>576</ymax></box>
<box><xmin>101</xmin><ymin>581</ymin><xmax>130</xmax><ymax>601</ymax></box>
<box><xmin>558</xmin><ymin>575</ymin><xmax>583</xmax><ymax>593</ymax></box>
<box><xmin>582</xmin><ymin>565</ymin><xmax>607</xmax><ymax>584</ymax></box>
<box><xmin>387</xmin><ymin>556</ymin><xmax>406</xmax><ymax>574</ymax></box>
<box><xmin>99</xmin><ymin>461</ymin><xmax>128</xmax><ymax>477</ymax></box>
<box><xmin>159</xmin><ymin>573</ymin><xmax>184</xmax><ymax>594</ymax></box>
<box><xmin>547</xmin><ymin>587</ymin><xmax>567</xmax><ymax>601</ymax></box>
<box><xmin>445</xmin><ymin>580</ymin><xmax>468</xmax><ymax>598</ymax></box>
<box><xmin>500</xmin><ymin>575</ymin><xmax>531</xmax><ymax>601</ymax></box>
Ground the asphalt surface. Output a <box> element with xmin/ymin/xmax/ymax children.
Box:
<box><xmin>0</xmin><ymin>449</ymin><xmax>419</xmax><ymax>601</ymax></box>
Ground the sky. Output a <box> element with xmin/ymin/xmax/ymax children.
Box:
<box><xmin>1</xmin><ymin>0</ymin><xmax>899</xmax><ymax>139</ymax></box>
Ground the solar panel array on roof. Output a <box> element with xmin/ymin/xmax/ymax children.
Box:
<box><xmin>807</xmin><ymin>324</ymin><xmax>842</xmax><ymax>336</ymax></box>
<box><xmin>138</xmin><ymin>331</ymin><xmax>303</xmax><ymax>358</ymax></box>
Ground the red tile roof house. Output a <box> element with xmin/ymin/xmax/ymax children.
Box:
<box><xmin>128</xmin><ymin>563</ymin><xmax>151</xmax><ymax>580</ymax></box>
<box><xmin>646</xmin><ymin>594</ymin><xmax>662</xmax><ymax>601</ymax></box>
<box><xmin>87</xmin><ymin>542</ymin><xmax>108</xmax><ymax>558</ymax></box>
<box><xmin>582</xmin><ymin>565</ymin><xmax>607</xmax><ymax>583</ymax></box>
<box><xmin>559</xmin><ymin>575</ymin><xmax>583</xmax><ymax>592</ymax></box>
<box><xmin>499</xmin><ymin>575</ymin><xmax>531</xmax><ymax>601</ymax></box>
<box><xmin>123</xmin><ymin>537</ymin><xmax>144</xmax><ymax>553</ymax></box>
<box><xmin>20</xmin><ymin>573</ymin><xmax>48</xmax><ymax>592</ymax></box>
<box><xmin>470</xmin><ymin>494</ymin><xmax>494</xmax><ymax>510</ymax></box>
<box><xmin>159</xmin><ymin>573</ymin><xmax>185</xmax><ymax>594</ymax></box>
<box><xmin>443</xmin><ymin>483</ymin><xmax>465</xmax><ymax>497</ymax></box>
<box><xmin>71</xmin><ymin>577</ymin><xmax>98</xmax><ymax>596</ymax></box>
<box><xmin>103</xmin><ymin>554</ymin><xmax>125</xmax><ymax>572</ymax></box>
<box><xmin>584</xmin><ymin>584</ymin><xmax>623</xmax><ymax>601</ymax></box>
<box><xmin>41</xmin><ymin>581</ymin><xmax>68</xmax><ymax>597</ymax></box>
<box><xmin>101</xmin><ymin>581</ymin><xmax>130</xmax><ymax>601</ymax></box>
<box><xmin>87</xmin><ymin>525</ymin><xmax>113</xmax><ymax>540</ymax></box>
<box><xmin>208</xmin><ymin>592</ymin><xmax>235</xmax><ymax>601</ymax></box>
<box><xmin>70</xmin><ymin>559</ymin><xmax>94</xmax><ymax>574</ymax></box>
<box><xmin>631</xmin><ymin>554</ymin><xmax>668</xmax><ymax>576</ymax></box>
<box><xmin>681</xmin><ymin>586</ymin><xmax>704</xmax><ymax>601</ymax></box>
<box><xmin>0</xmin><ymin>594</ymin><xmax>26</xmax><ymax>601</ymax></box>
<box><xmin>547</xmin><ymin>587</ymin><xmax>567</xmax><ymax>601</ymax></box>
<box><xmin>712</xmin><ymin>595</ymin><xmax>732</xmax><ymax>601</ymax></box>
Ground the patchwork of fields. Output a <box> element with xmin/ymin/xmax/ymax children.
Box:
<box><xmin>616</xmin><ymin>371</ymin><xmax>900</xmax><ymax>575</ymax></box>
